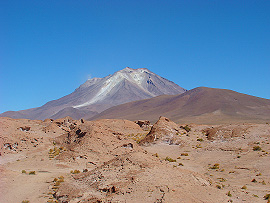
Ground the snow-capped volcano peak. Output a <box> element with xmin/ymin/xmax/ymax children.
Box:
<box><xmin>1</xmin><ymin>67</ymin><xmax>186</xmax><ymax>120</ymax></box>
<box><xmin>112</xmin><ymin>67</ymin><xmax>149</xmax><ymax>85</ymax></box>
<box><xmin>73</xmin><ymin>67</ymin><xmax>186</xmax><ymax>109</ymax></box>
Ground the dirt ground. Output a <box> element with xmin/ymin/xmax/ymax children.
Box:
<box><xmin>0</xmin><ymin>117</ymin><xmax>269</xmax><ymax>203</ymax></box>
<box><xmin>144</xmin><ymin>123</ymin><xmax>270</xmax><ymax>203</ymax></box>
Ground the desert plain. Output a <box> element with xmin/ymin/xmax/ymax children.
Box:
<box><xmin>0</xmin><ymin>116</ymin><xmax>269</xmax><ymax>203</ymax></box>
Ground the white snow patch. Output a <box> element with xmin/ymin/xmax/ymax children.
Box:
<box><xmin>73</xmin><ymin>68</ymin><xmax>154</xmax><ymax>108</ymax></box>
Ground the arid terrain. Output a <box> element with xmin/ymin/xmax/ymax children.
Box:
<box><xmin>0</xmin><ymin>68</ymin><xmax>186</xmax><ymax>120</ymax></box>
<box><xmin>91</xmin><ymin>87</ymin><xmax>270</xmax><ymax>124</ymax></box>
<box><xmin>0</xmin><ymin>116</ymin><xmax>269</xmax><ymax>203</ymax></box>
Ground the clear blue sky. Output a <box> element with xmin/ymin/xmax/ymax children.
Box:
<box><xmin>1</xmin><ymin>0</ymin><xmax>269</xmax><ymax>113</ymax></box>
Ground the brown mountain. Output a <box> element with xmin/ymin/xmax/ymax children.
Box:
<box><xmin>0</xmin><ymin>67</ymin><xmax>186</xmax><ymax>120</ymax></box>
<box><xmin>90</xmin><ymin>87</ymin><xmax>270</xmax><ymax>124</ymax></box>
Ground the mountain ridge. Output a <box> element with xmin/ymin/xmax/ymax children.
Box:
<box><xmin>0</xmin><ymin>67</ymin><xmax>186</xmax><ymax>120</ymax></box>
<box><xmin>90</xmin><ymin>86</ymin><xmax>270</xmax><ymax>124</ymax></box>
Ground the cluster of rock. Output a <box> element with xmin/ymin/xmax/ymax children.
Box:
<box><xmin>139</xmin><ymin>116</ymin><xmax>187</xmax><ymax>145</ymax></box>
<box><xmin>134</xmin><ymin>120</ymin><xmax>152</xmax><ymax>131</ymax></box>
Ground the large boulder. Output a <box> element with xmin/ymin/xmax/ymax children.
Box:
<box><xmin>139</xmin><ymin>116</ymin><xmax>185</xmax><ymax>145</ymax></box>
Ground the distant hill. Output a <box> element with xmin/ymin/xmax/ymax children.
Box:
<box><xmin>0</xmin><ymin>67</ymin><xmax>186</xmax><ymax>120</ymax></box>
<box><xmin>90</xmin><ymin>87</ymin><xmax>270</xmax><ymax>124</ymax></box>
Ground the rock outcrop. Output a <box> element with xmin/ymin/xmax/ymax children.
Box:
<box><xmin>134</xmin><ymin>120</ymin><xmax>152</xmax><ymax>131</ymax></box>
<box><xmin>140</xmin><ymin>116</ymin><xmax>186</xmax><ymax>145</ymax></box>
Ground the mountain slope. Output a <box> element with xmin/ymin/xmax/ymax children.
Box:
<box><xmin>90</xmin><ymin>87</ymin><xmax>270</xmax><ymax>124</ymax></box>
<box><xmin>1</xmin><ymin>67</ymin><xmax>186</xmax><ymax>120</ymax></box>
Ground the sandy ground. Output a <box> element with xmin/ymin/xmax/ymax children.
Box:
<box><xmin>144</xmin><ymin>123</ymin><xmax>270</xmax><ymax>203</ymax></box>
<box><xmin>0</xmin><ymin>117</ymin><xmax>269</xmax><ymax>203</ymax></box>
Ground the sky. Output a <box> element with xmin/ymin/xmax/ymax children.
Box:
<box><xmin>0</xmin><ymin>0</ymin><xmax>269</xmax><ymax>113</ymax></box>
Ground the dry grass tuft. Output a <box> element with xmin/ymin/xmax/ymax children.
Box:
<box><xmin>209</xmin><ymin>163</ymin><xmax>219</xmax><ymax>169</ymax></box>
<box><xmin>165</xmin><ymin>157</ymin><xmax>176</xmax><ymax>162</ymax></box>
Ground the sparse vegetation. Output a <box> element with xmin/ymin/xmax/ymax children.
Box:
<box><xmin>217</xmin><ymin>177</ymin><xmax>226</xmax><ymax>182</ymax></box>
<box><xmin>22</xmin><ymin>201</ymin><xmax>29</xmax><ymax>203</ymax></box>
<box><xmin>209</xmin><ymin>163</ymin><xmax>220</xmax><ymax>169</ymax></box>
<box><xmin>70</xmin><ymin>170</ymin><xmax>80</xmax><ymax>174</ymax></box>
<box><xmin>253</xmin><ymin>146</ymin><xmax>262</xmax><ymax>151</ymax></box>
<box><xmin>127</xmin><ymin>133</ymin><xmax>148</xmax><ymax>143</ymax></box>
<box><xmin>180</xmin><ymin>125</ymin><xmax>191</xmax><ymax>132</ymax></box>
<box><xmin>29</xmin><ymin>171</ymin><xmax>36</xmax><ymax>175</ymax></box>
<box><xmin>3</xmin><ymin>115</ymin><xmax>270</xmax><ymax>202</ymax></box>
<box><xmin>165</xmin><ymin>157</ymin><xmax>176</xmax><ymax>162</ymax></box>
<box><xmin>241</xmin><ymin>185</ymin><xmax>247</xmax><ymax>189</ymax></box>
<box><xmin>48</xmin><ymin>147</ymin><xmax>65</xmax><ymax>159</ymax></box>
<box><xmin>216</xmin><ymin>185</ymin><xmax>221</xmax><ymax>189</ymax></box>
<box><xmin>227</xmin><ymin>191</ymin><xmax>232</xmax><ymax>197</ymax></box>
<box><xmin>264</xmin><ymin>194</ymin><xmax>270</xmax><ymax>200</ymax></box>
<box><xmin>152</xmin><ymin>153</ymin><xmax>159</xmax><ymax>157</ymax></box>
<box><xmin>251</xmin><ymin>178</ymin><xmax>257</xmax><ymax>183</ymax></box>
<box><xmin>48</xmin><ymin>175</ymin><xmax>65</xmax><ymax>202</ymax></box>
<box><xmin>47</xmin><ymin>199</ymin><xmax>58</xmax><ymax>203</ymax></box>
